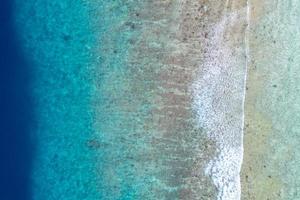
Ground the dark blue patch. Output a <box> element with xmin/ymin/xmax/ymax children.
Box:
<box><xmin>0</xmin><ymin>1</ymin><xmax>35</xmax><ymax>199</ymax></box>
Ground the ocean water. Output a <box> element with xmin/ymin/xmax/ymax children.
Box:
<box><xmin>0</xmin><ymin>0</ymin><xmax>33</xmax><ymax>199</ymax></box>
<box><xmin>91</xmin><ymin>1</ymin><xmax>247</xmax><ymax>199</ymax></box>
<box><xmin>14</xmin><ymin>0</ymin><xmax>99</xmax><ymax>199</ymax></box>
<box><xmin>14</xmin><ymin>0</ymin><xmax>300</xmax><ymax>199</ymax></box>
<box><xmin>91</xmin><ymin>1</ymin><xmax>217</xmax><ymax>198</ymax></box>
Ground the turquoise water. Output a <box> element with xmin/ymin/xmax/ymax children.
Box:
<box><xmin>15</xmin><ymin>0</ymin><xmax>167</xmax><ymax>199</ymax></box>
<box><xmin>14</xmin><ymin>0</ymin><xmax>249</xmax><ymax>199</ymax></box>
<box><xmin>15</xmin><ymin>0</ymin><xmax>99</xmax><ymax>199</ymax></box>
<box><xmin>13</xmin><ymin>0</ymin><xmax>300</xmax><ymax>199</ymax></box>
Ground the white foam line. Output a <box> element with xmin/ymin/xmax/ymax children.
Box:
<box><xmin>192</xmin><ymin>5</ymin><xmax>249</xmax><ymax>200</ymax></box>
<box><xmin>239</xmin><ymin>1</ymin><xmax>250</xmax><ymax>198</ymax></box>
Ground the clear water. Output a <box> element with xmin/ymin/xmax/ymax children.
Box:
<box><xmin>15</xmin><ymin>0</ymin><xmax>99</xmax><ymax>199</ymax></box>
<box><xmin>15</xmin><ymin>0</ymin><xmax>219</xmax><ymax>199</ymax></box>
<box><xmin>14</xmin><ymin>0</ymin><xmax>300</xmax><ymax>199</ymax></box>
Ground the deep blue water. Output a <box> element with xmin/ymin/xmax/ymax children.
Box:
<box><xmin>0</xmin><ymin>0</ymin><xmax>34</xmax><ymax>199</ymax></box>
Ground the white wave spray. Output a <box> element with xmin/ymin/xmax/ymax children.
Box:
<box><xmin>192</xmin><ymin>4</ymin><xmax>250</xmax><ymax>200</ymax></box>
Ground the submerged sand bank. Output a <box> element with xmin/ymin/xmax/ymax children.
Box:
<box><xmin>130</xmin><ymin>1</ymin><xmax>248</xmax><ymax>199</ymax></box>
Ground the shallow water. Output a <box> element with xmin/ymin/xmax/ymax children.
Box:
<box><xmin>14</xmin><ymin>0</ymin><xmax>247</xmax><ymax>199</ymax></box>
<box><xmin>13</xmin><ymin>0</ymin><xmax>300</xmax><ymax>199</ymax></box>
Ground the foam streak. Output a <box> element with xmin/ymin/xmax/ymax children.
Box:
<box><xmin>192</xmin><ymin>6</ymin><xmax>248</xmax><ymax>200</ymax></box>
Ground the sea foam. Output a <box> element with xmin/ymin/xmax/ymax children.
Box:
<box><xmin>192</xmin><ymin>7</ymin><xmax>248</xmax><ymax>200</ymax></box>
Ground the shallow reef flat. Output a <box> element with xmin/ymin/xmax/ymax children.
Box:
<box><xmin>15</xmin><ymin>0</ymin><xmax>300</xmax><ymax>199</ymax></box>
<box><xmin>91</xmin><ymin>0</ymin><xmax>248</xmax><ymax>199</ymax></box>
<box><xmin>242</xmin><ymin>0</ymin><xmax>300</xmax><ymax>199</ymax></box>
